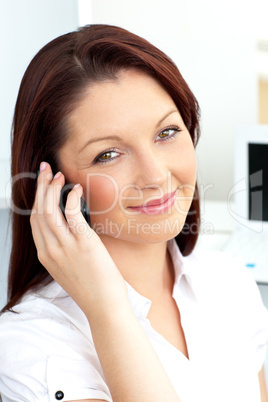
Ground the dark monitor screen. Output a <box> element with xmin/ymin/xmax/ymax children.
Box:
<box><xmin>248</xmin><ymin>143</ymin><xmax>268</xmax><ymax>221</ymax></box>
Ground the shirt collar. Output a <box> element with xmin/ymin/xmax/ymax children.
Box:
<box><xmin>35</xmin><ymin>239</ymin><xmax>197</xmax><ymax>321</ymax></box>
<box><xmin>126</xmin><ymin>239</ymin><xmax>198</xmax><ymax>318</ymax></box>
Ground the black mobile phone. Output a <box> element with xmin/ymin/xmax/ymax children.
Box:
<box><xmin>59</xmin><ymin>183</ymin><xmax>91</xmax><ymax>227</ymax></box>
<box><xmin>36</xmin><ymin>168</ymin><xmax>91</xmax><ymax>227</ymax></box>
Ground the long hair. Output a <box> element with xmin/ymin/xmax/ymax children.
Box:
<box><xmin>2</xmin><ymin>24</ymin><xmax>200</xmax><ymax>312</ymax></box>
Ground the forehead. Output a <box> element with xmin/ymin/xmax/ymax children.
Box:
<box><xmin>66</xmin><ymin>70</ymin><xmax>178</xmax><ymax>139</ymax></box>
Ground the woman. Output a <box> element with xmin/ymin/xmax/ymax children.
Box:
<box><xmin>0</xmin><ymin>24</ymin><xmax>267</xmax><ymax>402</ymax></box>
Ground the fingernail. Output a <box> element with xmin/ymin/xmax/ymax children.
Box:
<box><xmin>73</xmin><ymin>183</ymin><xmax>80</xmax><ymax>188</ymax></box>
<box><xmin>53</xmin><ymin>172</ymin><xmax>62</xmax><ymax>179</ymax></box>
<box><xmin>40</xmin><ymin>162</ymin><xmax>46</xmax><ymax>171</ymax></box>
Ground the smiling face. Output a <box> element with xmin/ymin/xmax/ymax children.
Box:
<box><xmin>58</xmin><ymin>69</ymin><xmax>197</xmax><ymax>244</ymax></box>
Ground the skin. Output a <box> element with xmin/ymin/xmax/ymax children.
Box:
<box><xmin>30</xmin><ymin>69</ymin><xmax>267</xmax><ymax>401</ymax></box>
<box><xmin>60</xmin><ymin>71</ymin><xmax>196</xmax><ymax>242</ymax></box>
<box><xmin>58</xmin><ymin>69</ymin><xmax>196</xmax><ymax>299</ymax></box>
<box><xmin>259</xmin><ymin>366</ymin><xmax>268</xmax><ymax>402</ymax></box>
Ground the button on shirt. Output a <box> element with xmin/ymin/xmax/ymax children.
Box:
<box><xmin>0</xmin><ymin>239</ymin><xmax>268</xmax><ymax>401</ymax></box>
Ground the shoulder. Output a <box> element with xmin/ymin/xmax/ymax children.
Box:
<box><xmin>0</xmin><ymin>281</ymin><xmax>94</xmax><ymax>357</ymax></box>
<box><xmin>0</xmin><ymin>282</ymin><xmax>112</xmax><ymax>401</ymax></box>
<box><xmin>171</xmin><ymin>238</ymin><xmax>250</xmax><ymax>285</ymax></box>
<box><xmin>184</xmin><ymin>245</ymin><xmax>268</xmax><ymax>333</ymax></box>
<box><xmin>188</xmin><ymin>246</ymin><xmax>268</xmax><ymax>372</ymax></box>
<box><xmin>173</xmin><ymin>241</ymin><xmax>267</xmax><ymax>320</ymax></box>
<box><xmin>0</xmin><ymin>283</ymin><xmax>90</xmax><ymax>374</ymax></box>
<box><xmin>183</xmin><ymin>245</ymin><xmax>257</xmax><ymax>292</ymax></box>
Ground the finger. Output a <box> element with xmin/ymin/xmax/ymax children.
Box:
<box><xmin>31</xmin><ymin>170</ymin><xmax>73</xmax><ymax>267</ymax></box>
<box><xmin>32</xmin><ymin>164</ymin><xmax>67</xmax><ymax>236</ymax></box>
<box><xmin>43</xmin><ymin>171</ymin><xmax>72</xmax><ymax>241</ymax></box>
<box><xmin>65</xmin><ymin>184</ymin><xmax>95</xmax><ymax>241</ymax></box>
<box><xmin>34</xmin><ymin>166</ymin><xmax>66</xmax><ymax>234</ymax></box>
<box><xmin>33</xmin><ymin>162</ymin><xmax>53</xmax><ymax>211</ymax></box>
<box><xmin>30</xmin><ymin>211</ymin><xmax>59</xmax><ymax>256</ymax></box>
<box><xmin>30</xmin><ymin>166</ymin><xmax>64</xmax><ymax>254</ymax></box>
<box><xmin>31</xmin><ymin>162</ymin><xmax>58</xmax><ymax>251</ymax></box>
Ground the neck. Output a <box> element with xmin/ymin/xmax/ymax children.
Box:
<box><xmin>99</xmin><ymin>236</ymin><xmax>175</xmax><ymax>301</ymax></box>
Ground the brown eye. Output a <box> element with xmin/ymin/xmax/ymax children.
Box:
<box><xmin>159</xmin><ymin>130</ymin><xmax>171</xmax><ymax>138</ymax></box>
<box><xmin>95</xmin><ymin>149</ymin><xmax>119</xmax><ymax>164</ymax></box>
<box><xmin>157</xmin><ymin>128</ymin><xmax>180</xmax><ymax>141</ymax></box>
<box><xmin>100</xmin><ymin>152</ymin><xmax>112</xmax><ymax>160</ymax></box>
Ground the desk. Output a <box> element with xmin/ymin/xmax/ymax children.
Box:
<box><xmin>196</xmin><ymin>199</ymin><xmax>235</xmax><ymax>249</ymax></box>
<box><xmin>196</xmin><ymin>200</ymin><xmax>268</xmax><ymax>285</ymax></box>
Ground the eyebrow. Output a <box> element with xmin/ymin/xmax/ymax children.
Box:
<box><xmin>155</xmin><ymin>109</ymin><xmax>179</xmax><ymax>129</ymax></box>
<box><xmin>78</xmin><ymin>135</ymin><xmax>122</xmax><ymax>153</ymax></box>
<box><xmin>78</xmin><ymin>108</ymin><xmax>179</xmax><ymax>153</ymax></box>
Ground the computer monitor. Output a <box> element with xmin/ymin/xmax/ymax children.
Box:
<box><xmin>233</xmin><ymin>125</ymin><xmax>268</xmax><ymax>233</ymax></box>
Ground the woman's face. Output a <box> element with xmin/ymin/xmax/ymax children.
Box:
<box><xmin>58</xmin><ymin>69</ymin><xmax>196</xmax><ymax>244</ymax></box>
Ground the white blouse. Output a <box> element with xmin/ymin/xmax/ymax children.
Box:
<box><xmin>0</xmin><ymin>239</ymin><xmax>268</xmax><ymax>402</ymax></box>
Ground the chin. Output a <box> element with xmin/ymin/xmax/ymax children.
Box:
<box><xmin>111</xmin><ymin>216</ymin><xmax>186</xmax><ymax>244</ymax></box>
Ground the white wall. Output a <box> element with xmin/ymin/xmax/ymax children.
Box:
<box><xmin>0</xmin><ymin>0</ymin><xmax>263</xmax><ymax>201</ymax></box>
<box><xmin>0</xmin><ymin>209</ymin><xmax>11</xmax><ymax>308</ymax></box>
<box><xmin>87</xmin><ymin>0</ymin><xmax>259</xmax><ymax>201</ymax></box>
<box><xmin>0</xmin><ymin>0</ymin><xmax>79</xmax><ymax>308</ymax></box>
<box><xmin>0</xmin><ymin>0</ymin><xmax>79</xmax><ymax>162</ymax></box>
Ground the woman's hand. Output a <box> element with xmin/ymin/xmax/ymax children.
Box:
<box><xmin>30</xmin><ymin>162</ymin><xmax>127</xmax><ymax>318</ymax></box>
<box><xmin>30</xmin><ymin>162</ymin><xmax>181</xmax><ymax>401</ymax></box>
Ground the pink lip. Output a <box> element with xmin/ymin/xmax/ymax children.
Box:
<box><xmin>128</xmin><ymin>190</ymin><xmax>177</xmax><ymax>215</ymax></box>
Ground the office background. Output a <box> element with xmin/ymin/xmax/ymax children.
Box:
<box><xmin>0</xmin><ymin>0</ymin><xmax>268</xmax><ymax>377</ymax></box>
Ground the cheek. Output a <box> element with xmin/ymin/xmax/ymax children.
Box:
<box><xmin>176</xmin><ymin>143</ymin><xmax>196</xmax><ymax>185</ymax></box>
<box><xmin>86</xmin><ymin>175</ymin><xmax>119</xmax><ymax>214</ymax></box>
<box><xmin>174</xmin><ymin>144</ymin><xmax>196</xmax><ymax>212</ymax></box>
<box><xmin>185</xmin><ymin>151</ymin><xmax>196</xmax><ymax>184</ymax></box>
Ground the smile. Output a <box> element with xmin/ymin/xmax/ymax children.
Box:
<box><xmin>127</xmin><ymin>190</ymin><xmax>177</xmax><ymax>215</ymax></box>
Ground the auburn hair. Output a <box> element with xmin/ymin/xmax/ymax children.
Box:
<box><xmin>2</xmin><ymin>24</ymin><xmax>200</xmax><ymax>313</ymax></box>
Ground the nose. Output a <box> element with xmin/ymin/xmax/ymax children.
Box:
<box><xmin>132</xmin><ymin>149</ymin><xmax>169</xmax><ymax>191</ymax></box>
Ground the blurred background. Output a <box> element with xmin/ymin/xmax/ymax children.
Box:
<box><xmin>1</xmin><ymin>0</ymin><xmax>268</xmax><ymax>205</ymax></box>
<box><xmin>0</xmin><ymin>0</ymin><xmax>268</xmax><ymax>351</ymax></box>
